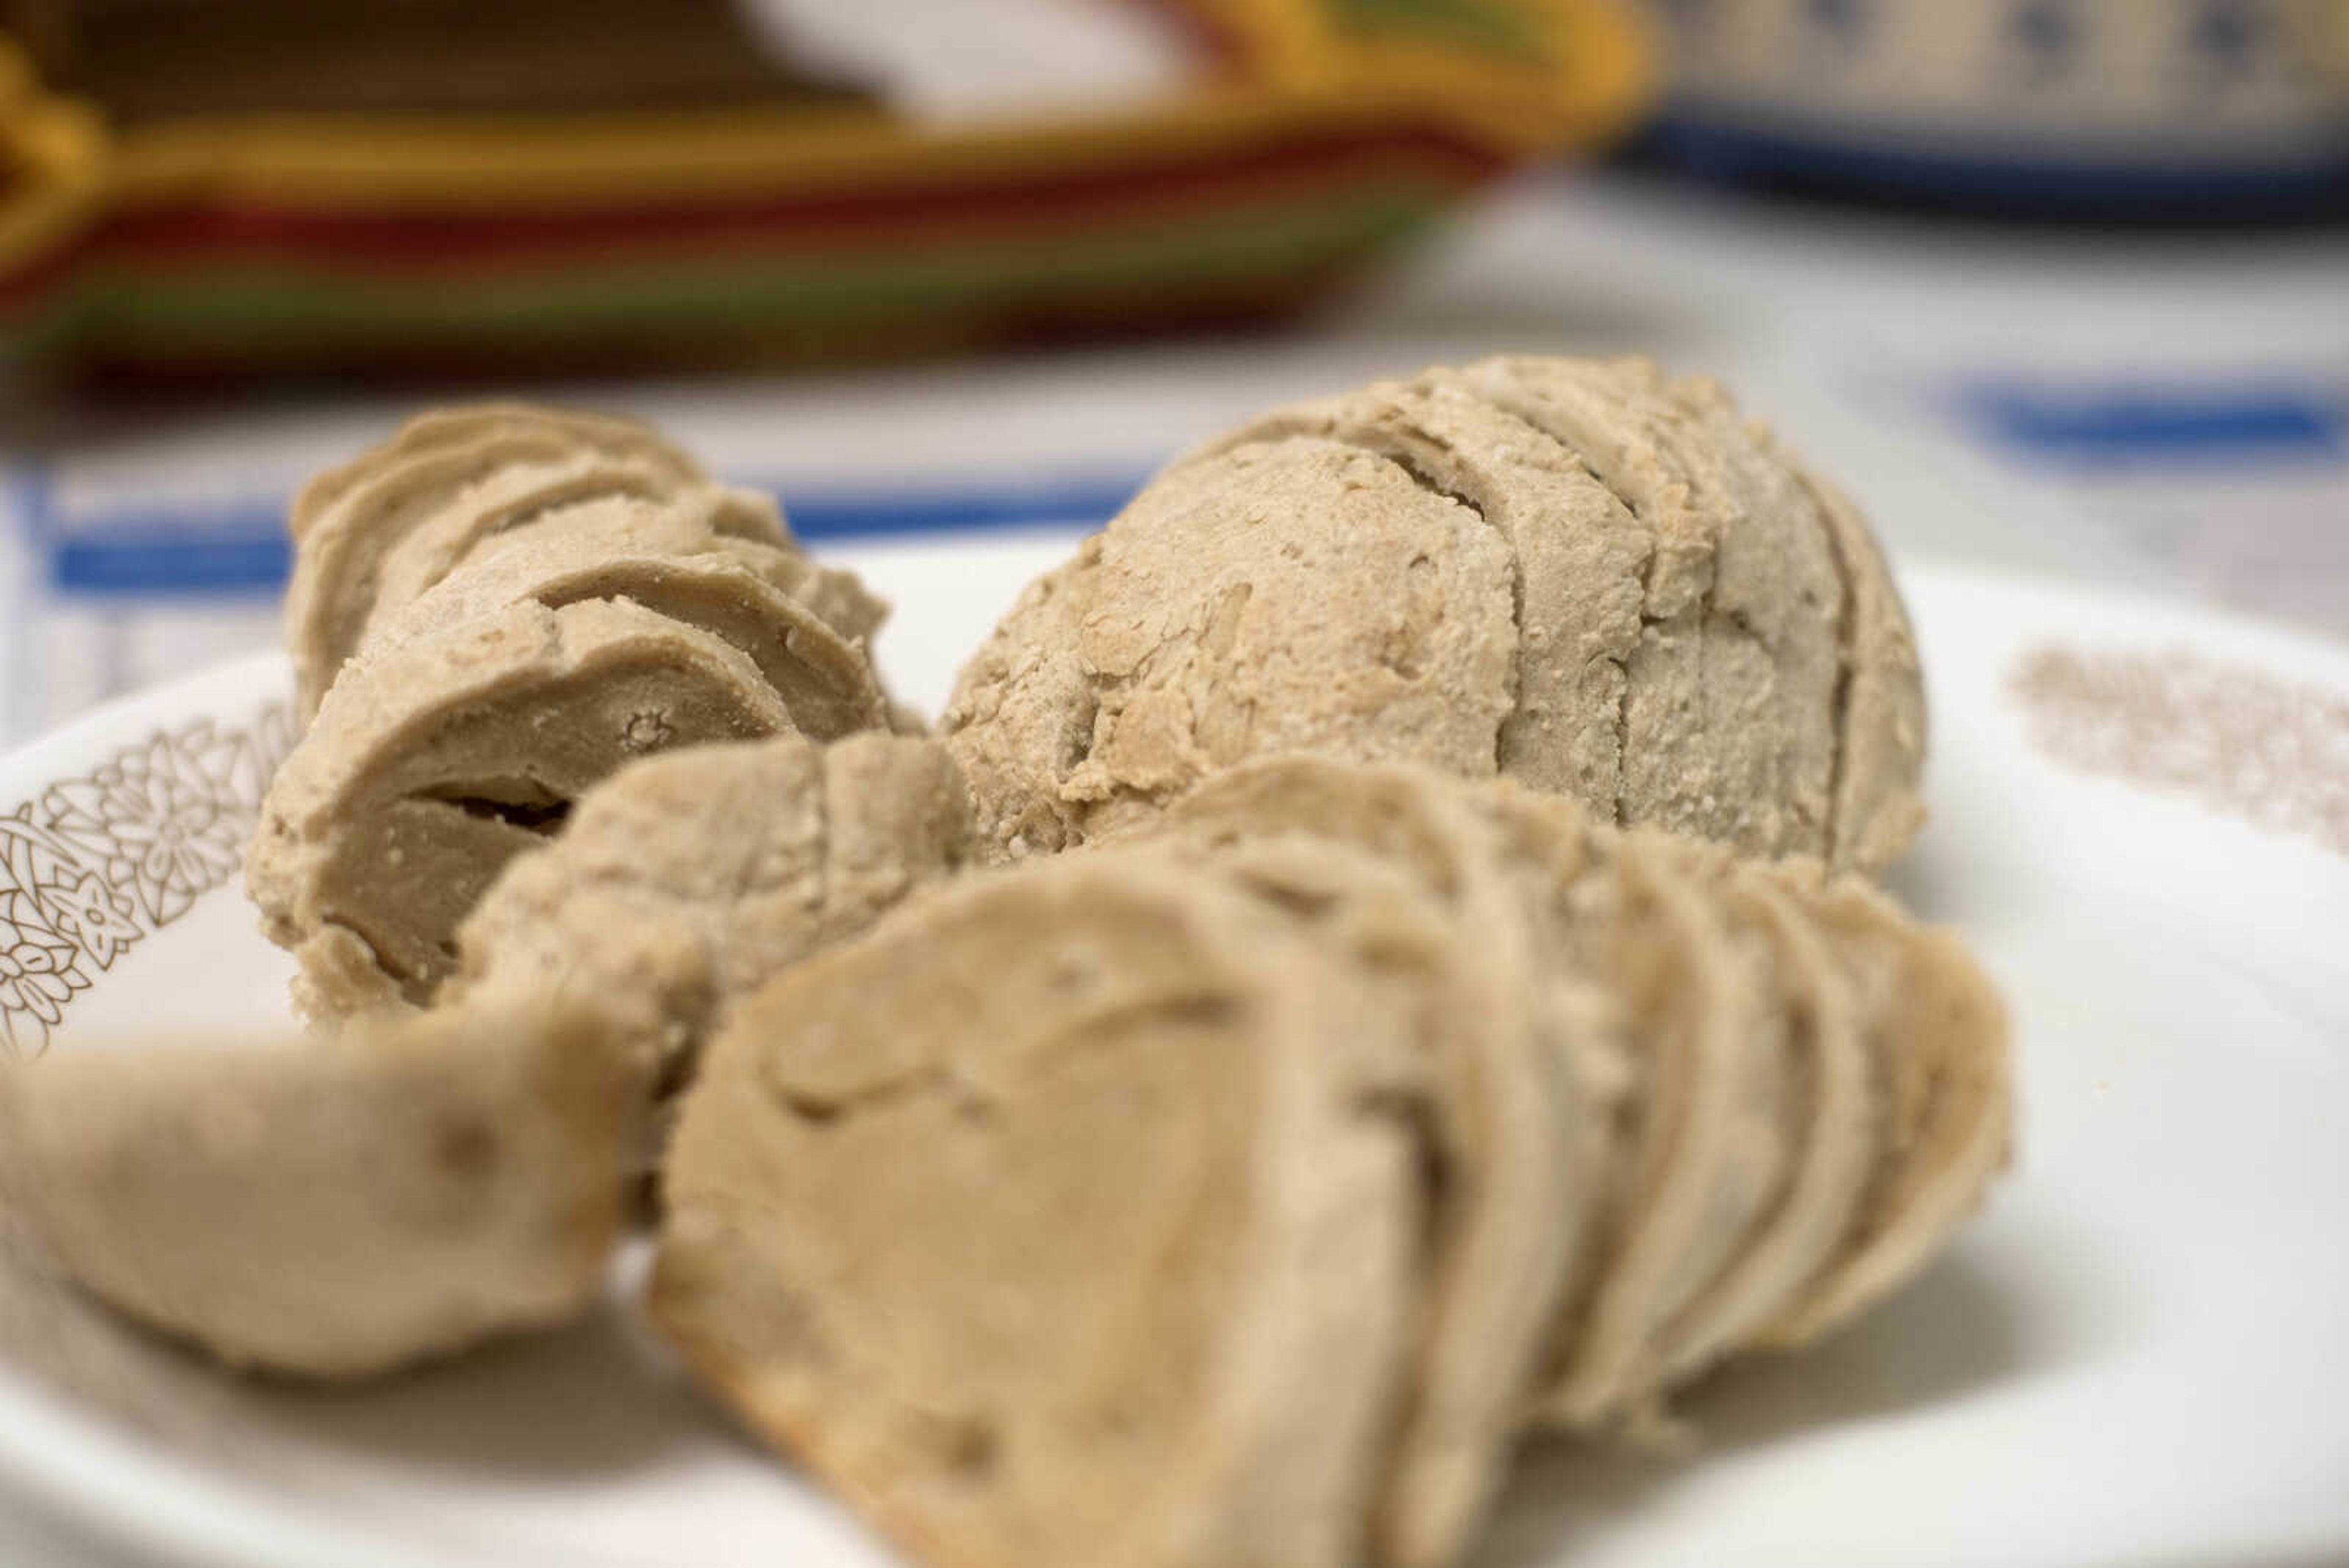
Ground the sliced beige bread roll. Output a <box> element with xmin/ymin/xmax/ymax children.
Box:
<box><xmin>1510</xmin><ymin>827</ymin><xmax>1876</xmax><ymax>1421</ymax></box>
<box><xmin>360</xmin><ymin>485</ymin><xmax>886</xmax><ymax>664</ymax></box>
<box><xmin>653</xmin><ymin>852</ymin><xmax>1433</xmax><ymax>1568</ymax></box>
<box><xmin>290</xmin><ymin>403</ymin><xmax>703</xmax><ymax>540</ymax></box>
<box><xmin>1381</xmin><ymin>777</ymin><xmax>1761</xmax><ymax>1435</ymax></box>
<box><xmin>1135</xmin><ymin>759</ymin><xmax>2001</xmax><ymax>1438</ymax></box>
<box><xmin>286</xmin><ymin>403</ymin><xmax>891</xmax><ymax>726</ymax></box>
<box><xmin>1645</xmin><ymin>860</ymin><xmax>1876</xmax><ymax>1389</ymax></box>
<box><xmin>1505</xmin><ymin>822</ymin><xmax>1773</xmax><ymax>1432</ymax></box>
<box><xmin>370</xmin><ymin>518</ymin><xmax>892</xmax><ymax>743</ymax></box>
<box><xmin>1173</xmin><ymin>373</ymin><xmax>1654</xmax><ymax>820</ymax></box>
<box><xmin>286</xmin><ymin>404</ymin><xmax>722</xmax><ymax>718</ymax></box>
<box><xmin>446</xmin><ymin>732</ymin><xmax>973</xmax><ymax>1086</ymax></box>
<box><xmin>1747</xmin><ymin>864</ymin><xmax>2014</xmax><ymax>1351</ymax></box>
<box><xmin>1145</xmin><ymin>760</ymin><xmax>1584</xmax><ymax>1568</ymax></box>
<box><xmin>941</xmin><ymin>356</ymin><xmax>1926</xmax><ymax>873</ymax></box>
<box><xmin>248</xmin><ymin>596</ymin><xmax>798</xmax><ymax>1018</ymax></box>
<box><xmin>0</xmin><ymin>999</ymin><xmax>639</xmax><ymax>1378</ymax></box>
<box><xmin>1453</xmin><ymin>359</ymin><xmax>1926</xmax><ymax>874</ymax></box>
<box><xmin>649</xmin><ymin>754</ymin><xmax>2010</xmax><ymax>1568</ymax></box>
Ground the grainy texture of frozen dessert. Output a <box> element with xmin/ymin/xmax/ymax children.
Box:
<box><xmin>258</xmin><ymin>405</ymin><xmax>901</xmax><ymax>1019</ymax></box>
<box><xmin>651</xmin><ymin>755</ymin><xmax>2011</xmax><ymax>1568</ymax></box>
<box><xmin>286</xmin><ymin>401</ymin><xmax>891</xmax><ymax>722</ymax></box>
<box><xmin>362</xmin><ymin>483</ymin><xmax>886</xmax><ymax>662</ymax></box>
<box><xmin>174</xmin><ymin>392</ymin><xmax>1992</xmax><ymax>1568</ymax></box>
<box><xmin>248</xmin><ymin>597</ymin><xmax>796</xmax><ymax>1017</ymax></box>
<box><xmin>376</xmin><ymin>522</ymin><xmax>891</xmax><ymax>741</ymax></box>
<box><xmin>1646</xmin><ymin>858</ymin><xmax>1874</xmax><ymax>1388</ymax></box>
<box><xmin>942</xmin><ymin>357</ymin><xmax>1926</xmax><ymax>872</ymax></box>
<box><xmin>654</xmin><ymin>853</ymin><xmax>1430</xmax><ymax>1568</ymax></box>
<box><xmin>448</xmin><ymin>732</ymin><xmax>973</xmax><ymax>1083</ymax></box>
<box><xmin>286</xmin><ymin>404</ymin><xmax>715</xmax><ymax>719</ymax></box>
<box><xmin>1745</xmin><ymin>862</ymin><xmax>2014</xmax><ymax>1351</ymax></box>
<box><xmin>1146</xmin><ymin>762</ymin><xmax>1581</xmax><ymax>1568</ymax></box>
<box><xmin>944</xmin><ymin>437</ymin><xmax>1516</xmax><ymax>859</ymax></box>
<box><xmin>0</xmin><ymin>1000</ymin><xmax>639</xmax><ymax>1379</ymax></box>
<box><xmin>290</xmin><ymin>404</ymin><xmax>705</xmax><ymax>541</ymax></box>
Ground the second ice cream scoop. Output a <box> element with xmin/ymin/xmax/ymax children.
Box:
<box><xmin>943</xmin><ymin>356</ymin><xmax>1926</xmax><ymax>872</ymax></box>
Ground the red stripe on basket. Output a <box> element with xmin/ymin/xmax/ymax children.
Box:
<box><xmin>0</xmin><ymin>122</ymin><xmax>1497</xmax><ymax>307</ymax></box>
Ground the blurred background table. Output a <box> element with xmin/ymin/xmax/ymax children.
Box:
<box><xmin>4</xmin><ymin>162</ymin><xmax>2344</xmax><ymax>745</ymax></box>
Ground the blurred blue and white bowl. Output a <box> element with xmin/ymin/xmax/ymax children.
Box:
<box><xmin>1640</xmin><ymin>0</ymin><xmax>2349</xmax><ymax>213</ymax></box>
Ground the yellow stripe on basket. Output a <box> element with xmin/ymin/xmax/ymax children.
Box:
<box><xmin>1192</xmin><ymin>0</ymin><xmax>1650</xmax><ymax>152</ymax></box>
<box><xmin>96</xmin><ymin>87</ymin><xmax>1445</xmax><ymax>212</ymax></box>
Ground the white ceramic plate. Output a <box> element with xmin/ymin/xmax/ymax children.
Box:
<box><xmin>1</xmin><ymin>549</ymin><xmax>2345</xmax><ymax>1568</ymax></box>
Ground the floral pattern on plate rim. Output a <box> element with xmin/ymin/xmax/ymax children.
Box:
<box><xmin>0</xmin><ymin>703</ymin><xmax>293</xmax><ymax>1058</ymax></box>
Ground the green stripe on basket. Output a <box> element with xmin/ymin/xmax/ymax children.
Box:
<box><xmin>2</xmin><ymin>179</ymin><xmax>1447</xmax><ymax>363</ymax></box>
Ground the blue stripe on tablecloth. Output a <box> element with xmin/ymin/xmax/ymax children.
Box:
<box><xmin>10</xmin><ymin>471</ymin><xmax>1141</xmax><ymax>598</ymax></box>
<box><xmin>1954</xmin><ymin>382</ymin><xmax>2347</xmax><ymax>469</ymax></box>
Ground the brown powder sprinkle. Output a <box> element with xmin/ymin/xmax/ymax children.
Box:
<box><xmin>2008</xmin><ymin>644</ymin><xmax>2349</xmax><ymax>859</ymax></box>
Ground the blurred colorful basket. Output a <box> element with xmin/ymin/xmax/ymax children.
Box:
<box><xmin>0</xmin><ymin>0</ymin><xmax>1647</xmax><ymax>379</ymax></box>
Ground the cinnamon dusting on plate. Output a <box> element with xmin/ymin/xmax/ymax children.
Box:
<box><xmin>2008</xmin><ymin>644</ymin><xmax>2349</xmax><ymax>858</ymax></box>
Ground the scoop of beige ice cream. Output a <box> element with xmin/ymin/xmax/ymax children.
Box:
<box><xmin>650</xmin><ymin>754</ymin><xmax>2010</xmax><ymax>1568</ymax></box>
<box><xmin>943</xmin><ymin>357</ymin><xmax>1926</xmax><ymax>872</ymax></box>
<box><xmin>1128</xmin><ymin>758</ymin><xmax>2006</xmax><ymax>1452</ymax></box>
<box><xmin>654</xmin><ymin>849</ymin><xmax>1432</xmax><ymax>1568</ymax></box>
